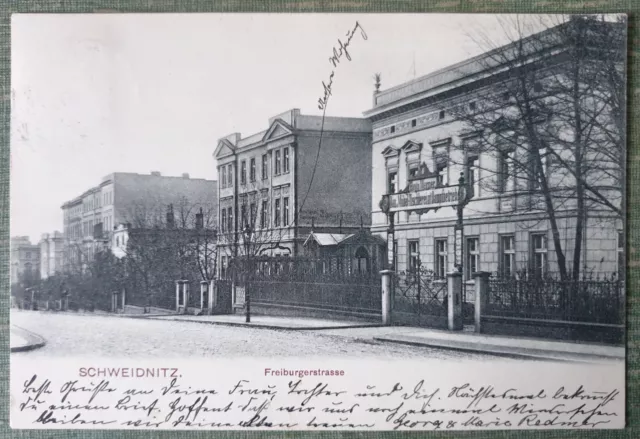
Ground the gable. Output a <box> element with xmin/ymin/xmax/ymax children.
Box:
<box><xmin>381</xmin><ymin>146</ymin><xmax>399</xmax><ymax>158</ymax></box>
<box><xmin>400</xmin><ymin>140</ymin><xmax>423</xmax><ymax>154</ymax></box>
<box><xmin>214</xmin><ymin>139</ymin><xmax>236</xmax><ymax>159</ymax></box>
<box><xmin>263</xmin><ymin>119</ymin><xmax>294</xmax><ymax>142</ymax></box>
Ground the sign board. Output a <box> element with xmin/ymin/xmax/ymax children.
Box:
<box><xmin>389</xmin><ymin>185</ymin><xmax>459</xmax><ymax>212</ymax></box>
<box><xmin>454</xmin><ymin>224</ymin><xmax>463</xmax><ymax>268</ymax></box>
<box><xmin>387</xmin><ymin>232</ymin><xmax>394</xmax><ymax>268</ymax></box>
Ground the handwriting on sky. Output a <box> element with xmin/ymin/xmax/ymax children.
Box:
<box><xmin>17</xmin><ymin>374</ymin><xmax>620</xmax><ymax>430</ymax></box>
<box><xmin>317</xmin><ymin>21</ymin><xmax>368</xmax><ymax>111</ymax></box>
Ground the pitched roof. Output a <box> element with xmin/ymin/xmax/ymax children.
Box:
<box><xmin>303</xmin><ymin>232</ymin><xmax>353</xmax><ymax>247</ymax></box>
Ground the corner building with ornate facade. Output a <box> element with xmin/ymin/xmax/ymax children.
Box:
<box><xmin>365</xmin><ymin>19</ymin><xmax>624</xmax><ymax>295</ymax></box>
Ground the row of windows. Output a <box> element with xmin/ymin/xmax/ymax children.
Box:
<box><xmin>404</xmin><ymin>231</ymin><xmax>625</xmax><ymax>280</ymax></box>
<box><xmin>220</xmin><ymin>147</ymin><xmax>291</xmax><ymax>189</ymax></box>
<box><xmin>387</xmin><ymin>147</ymin><xmax>549</xmax><ymax>197</ymax></box>
<box><xmin>220</xmin><ymin>197</ymin><xmax>291</xmax><ymax>232</ymax></box>
<box><xmin>404</xmin><ymin>233</ymin><xmax>550</xmax><ymax>280</ymax></box>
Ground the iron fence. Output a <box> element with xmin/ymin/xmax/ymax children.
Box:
<box><xmin>233</xmin><ymin>256</ymin><xmax>382</xmax><ymax>314</ymax></box>
<box><xmin>486</xmin><ymin>276</ymin><xmax>625</xmax><ymax>324</ymax></box>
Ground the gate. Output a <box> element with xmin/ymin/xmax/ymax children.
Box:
<box><xmin>393</xmin><ymin>268</ymin><xmax>448</xmax><ymax>328</ymax></box>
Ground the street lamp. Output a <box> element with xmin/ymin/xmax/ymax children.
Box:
<box><xmin>243</xmin><ymin>224</ymin><xmax>252</xmax><ymax>323</ymax></box>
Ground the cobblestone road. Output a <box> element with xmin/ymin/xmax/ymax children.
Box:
<box><xmin>11</xmin><ymin>311</ymin><xmax>506</xmax><ymax>360</ymax></box>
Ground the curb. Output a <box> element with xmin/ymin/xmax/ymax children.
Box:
<box><xmin>140</xmin><ymin>316</ymin><xmax>386</xmax><ymax>331</ymax></box>
<box><xmin>372</xmin><ymin>336</ymin><xmax>623</xmax><ymax>363</ymax></box>
<box><xmin>10</xmin><ymin>326</ymin><xmax>47</xmax><ymax>353</ymax></box>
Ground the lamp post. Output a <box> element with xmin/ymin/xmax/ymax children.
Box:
<box><xmin>243</xmin><ymin>224</ymin><xmax>252</xmax><ymax>323</ymax></box>
<box><xmin>454</xmin><ymin>172</ymin><xmax>470</xmax><ymax>273</ymax></box>
<box><xmin>379</xmin><ymin>195</ymin><xmax>394</xmax><ymax>270</ymax></box>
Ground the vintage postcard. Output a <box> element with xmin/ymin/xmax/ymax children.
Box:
<box><xmin>9</xmin><ymin>13</ymin><xmax>627</xmax><ymax>431</ymax></box>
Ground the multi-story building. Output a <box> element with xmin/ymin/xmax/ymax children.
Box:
<box><xmin>10</xmin><ymin>236</ymin><xmax>40</xmax><ymax>285</ymax></box>
<box><xmin>61</xmin><ymin>172</ymin><xmax>217</xmax><ymax>270</ymax></box>
<box><xmin>365</xmin><ymin>18</ymin><xmax>624</xmax><ymax>285</ymax></box>
<box><xmin>39</xmin><ymin>231</ymin><xmax>65</xmax><ymax>279</ymax></box>
<box><xmin>214</xmin><ymin>109</ymin><xmax>372</xmax><ymax>273</ymax></box>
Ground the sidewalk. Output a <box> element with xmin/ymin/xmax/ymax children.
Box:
<box><xmin>142</xmin><ymin>313</ymin><xmax>384</xmax><ymax>330</ymax></box>
<box><xmin>140</xmin><ymin>313</ymin><xmax>624</xmax><ymax>362</ymax></box>
<box><xmin>10</xmin><ymin>325</ymin><xmax>46</xmax><ymax>353</ymax></box>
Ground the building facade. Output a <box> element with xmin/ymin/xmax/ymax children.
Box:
<box><xmin>10</xmin><ymin>236</ymin><xmax>40</xmax><ymax>285</ymax></box>
<box><xmin>61</xmin><ymin>172</ymin><xmax>217</xmax><ymax>271</ymax></box>
<box><xmin>214</xmin><ymin>109</ymin><xmax>372</xmax><ymax>274</ymax></box>
<box><xmin>39</xmin><ymin>231</ymin><xmax>65</xmax><ymax>279</ymax></box>
<box><xmin>365</xmin><ymin>19</ymin><xmax>624</xmax><ymax>286</ymax></box>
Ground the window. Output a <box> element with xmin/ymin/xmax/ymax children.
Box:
<box><xmin>439</xmin><ymin>110</ymin><xmax>445</xmax><ymax>120</ymax></box>
<box><xmin>250</xmin><ymin>203</ymin><xmax>257</xmax><ymax>227</ymax></box>
<box><xmin>466</xmin><ymin>155</ymin><xmax>479</xmax><ymax>197</ymax></box>
<box><xmin>227</xmin><ymin>207</ymin><xmax>233</xmax><ymax>231</ymax></box>
<box><xmin>250</xmin><ymin>158</ymin><xmax>256</xmax><ymax>182</ymax></box>
<box><xmin>26</xmin><ymin>251</ymin><xmax>31</xmax><ymax>259</ymax></box>
<box><xmin>221</xmin><ymin>209</ymin><xmax>227</xmax><ymax>232</ymax></box>
<box><xmin>408</xmin><ymin>163</ymin><xmax>419</xmax><ymax>179</ymax></box>
<box><xmin>531</xmin><ymin>147</ymin><xmax>548</xmax><ymax>191</ymax></box>
<box><xmin>469</xmin><ymin>101</ymin><xmax>476</xmax><ymax>111</ymax></box>
<box><xmin>411</xmin><ymin>119</ymin><xmax>416</xmax><ymax>128</ymax></box>
<box><xmin>531</xmin><ymin>233</ymin><xmax>547</xmax><ymax>278</ymax></box>
<box><xmin>221</xmin><ymin>167</ymin><xmax>226</xmax><ymax>188</ymax></box>
<box><xmin>227</xmin><ymin>164</ymin><xmax>233</xmax><ymax>187</ymax></box>
<box><xmin>262</xmin><ymin>154</ymin><xmax>268</xmax><ymax>180</ymax></box>
<box><xmin>388</xmin><ymin>170</ymin><xmax>398</xmax><ymax>194</ymax></box>
<box><xmin>502</xmin><ymin>91</ymin><xmax>510</xmax><ymax>101</ymax></box>
<box><xmin>241</xmin><ymin>204</ymin><xmax>247</xmax><ymax>228</ymax></box>
<box><xmin>393</xmin><ymin>240</ymin><xmax>398</xmax><ymax>272</ymax></box>
<box><xmin>241</xmin><ymin>160</ymin><xmax>247</xmax><ymax>185</ymax></box>
<box><xmin>436</xmin><ymin>163</ymin><xmax>447</xmax><ymax>186</ymax></box>
<box><xmin>390</xmin><ymin>125</ymin><xmax>395</xmax><ymax>134</ymax></box>
<box><xmin>275</xmin><ymin>150</ymin><xmax>282</xmax><ymax>175</ymax></box>
<box><xmin>498</xmin><ymin>150</ymin><xmax>515</xmax><ymax>192</ymax></box>
<box><xmin>500</xmin><ymin>235</ymin><xmax>515</xmax><ymax>278</ymax></box>
<box><xmin>283</xmin><ymin>197</ymin><xmax>289</xmax><ymax>226</ymax></box>
<box><xmin>260</xmin><ymin>200</ymin><xmax>268</xmax><ymax>229</ymax></box>
<box><xmin>221</xmin><ymin>256</ymin><xmax>227</xmax><ymax>279</ymax></box>
<box><xmin>408</xmin><ymin>240</ymin><xmax>420</xmax><ymax>272</ymax></box>
<box><xmin>274</xmin><ymin>198</ymin><xmax>281</xmax><ymax>227</ymax></box>
<box><xmin>435</xmin><ymin>239</ymin><xmax>448</xmax><ymax>279</ymax></box>
<box><xmin>466</xmin><ymin>237</ymin><xmax>479</xmax><ymax>280</ymax></box>
<box><xmin>283</xmin><ymin>147</ymin><xmax>290</xmax><ymax>173</ymax></box>
<box><xmin>618</xmin><ymin>231</ymin><xmax>624</xmax><ymax>278</ymax></box>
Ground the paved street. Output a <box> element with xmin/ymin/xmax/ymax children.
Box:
<box><xmin>11</xmin><ymin>310</ymin><xmax>508</xmax><ymax>360</ymax></box>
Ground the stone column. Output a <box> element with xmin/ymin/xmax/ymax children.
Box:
<box><xmin>175</xmin><ymin>280</ymin><xmax>181</xmax><ymax>312</ymax></box>
<box><xmin>447</xmin><ymin>271</ymin><xmax>463</xmax><ymax>331</ymax></box>
<box><xmin>380</xmin><ymin>270</ymin><xmax>393</xmax><ymax>325</ymax></box>
<box><xmin>472</xmin><ymin>272</ymin><xmax>491</xmax><ymax>334</ymax></box>
<box><xmin>121</xmin><ymin>287</ymin><xmax>126</xmax><ymax>312</ymax></box>
<box><xmin>209</xmin><ymin>280</ymin><xmax>215</xmax><ymax>312</ymax></box>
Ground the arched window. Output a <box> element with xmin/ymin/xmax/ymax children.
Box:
<box><xmin>355</xmin><ymin>246</ymin><xmax>370</xmax><ymax>274</ymax></box>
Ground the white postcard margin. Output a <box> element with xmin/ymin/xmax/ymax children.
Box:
<box><xmin>10</xmin><ymin>357</ymin><xmax>624</xmax><ymax>431</ymax></box>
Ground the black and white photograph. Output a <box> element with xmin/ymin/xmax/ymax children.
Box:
<box><xmin>9</xmin><ymin>13</ymin><xmax>627</xmax><ymax>431</ymax></box>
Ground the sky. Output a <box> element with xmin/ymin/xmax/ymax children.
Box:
<box><xmin>10</xmin><ymin>13</ymin><xmax>553</xmax><ymax>243</ymax></box>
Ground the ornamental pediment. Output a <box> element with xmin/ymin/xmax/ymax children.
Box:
<box><xmin>263</xmin><ymin>119</ymin><xmax>294</xmax><ymax>142</ymax></box>
<box><xmin>214</xmin><ymin>139</ymin><xmax>236</xmax><ymax>158</ymax></box>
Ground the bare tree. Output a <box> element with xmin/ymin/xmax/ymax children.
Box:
<box><xmin>447</xmin><ymin>14</ymin><xmax>625</xmax><ymax>280</ymax></box>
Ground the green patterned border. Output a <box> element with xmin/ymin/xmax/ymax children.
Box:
<box><xmin>0</xmin><ymin>1</ymin><xmax>637</xmax><ymax>438</ymax></box>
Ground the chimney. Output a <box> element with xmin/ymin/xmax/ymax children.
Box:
<box><xmin>182</xmin><ymin>173</ymin><xmax>190</xmax><ymax>179</ymax></box>
<box><xmin>166</xmin><ymin>204</ymin><xmax>175</xmax><ymax>228</ymax></box>
<box><xmin>151</xmin><ymin>171</ymin><xmax>161</xmax><ymax>176</ymax></box>
<box><xmin>195</xmin><ymin>207</ymin><xmax>204</xmax><ymax>230</ymax></box>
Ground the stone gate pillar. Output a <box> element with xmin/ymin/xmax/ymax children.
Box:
<box><xmin>472</xmin><ymin>272</ymin><xmax>491</xmax><ymax>334</ymax></box>
<box><xmin>447</xmin><ymin>271</ymin><xmax>463</xmax><ymax>331</ymax></box>
<box><xmin>380</xmin><ymin>270</ymin><xmax>393</xmax><ymax>325</ymax></box>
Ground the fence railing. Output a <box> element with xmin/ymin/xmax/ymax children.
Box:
<box><xmin>486</xmin><ymin>276</ymin><xmax>625</xmax><ymax>325</ymax></box>
<box><xmin>234</xmin><ymin>256</ymin><xmax>382</xmax><ymax>314</ymax></box>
